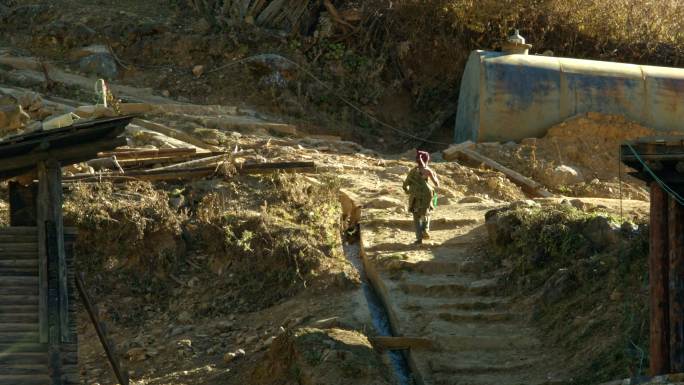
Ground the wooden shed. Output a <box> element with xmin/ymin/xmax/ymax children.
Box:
<box><xmin>0</xmin><ymin>115</ymin><xmax>132</xmax><ymax>385</ymax></box>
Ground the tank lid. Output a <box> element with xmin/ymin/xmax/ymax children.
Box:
<box><xmin>508</xmin><ymin>29</ymin><xmax>525</xmax><ymax>45</ymax></box>
<box><xmin>502</xmin><ymin>28</ymin><xmax>532</xmax><ymax>55</ymax></box>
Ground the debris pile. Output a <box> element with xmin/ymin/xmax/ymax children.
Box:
<box><xmin>446</xmin><ymin>113</ymin><xmax>663</xmax><ymax>200</ymax></box>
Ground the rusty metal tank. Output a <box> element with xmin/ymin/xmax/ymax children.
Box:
<box><xmin>455</xmin><ymin>50</ymin><xmax>684</xmax><ymax>143</ymax></box>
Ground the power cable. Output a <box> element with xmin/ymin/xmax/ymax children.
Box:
<box><xmin>626</xmin><ymin>143</ymin><xmax>684</xmax><ymax>205</ymax></box>
<box><xmin>208</xmin><ymin>53</ymin><xmax>453</xmax><ymax>146</ymax></box>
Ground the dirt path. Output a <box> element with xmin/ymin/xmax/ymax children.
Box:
<box><xmin>338</xmin><ymin>166</ymin><xmax>569</xmax><ymax>385</ymax></box>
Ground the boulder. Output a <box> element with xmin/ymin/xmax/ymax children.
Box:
<box><xmin>549</xmin><ymin>165</ymin><xmax>583</xmax><ymax>186</ymax></box>
<box><xmin>484</xmin><ymin>208</ymin><xmax>521</xmax><ymax>248</ymax></box>
<box><xmin>366</xmin><ymin>196</ymin><xmax>403</xmax><ymax>210</ymax></box>
<box><xmin>581</xmin><ymin>215</ymin><xmax>621</xmax><ymax>249</ymax></box>
<box><xmin>79</xmin><ymin>52</ymin><xmax>118</xmax><ymax>79</ymax></box>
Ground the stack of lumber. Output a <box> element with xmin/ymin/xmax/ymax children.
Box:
<box><xmin>66</xmin><ymin>147</ymin><xmax>317</xmax><ymax>183</ymax></box>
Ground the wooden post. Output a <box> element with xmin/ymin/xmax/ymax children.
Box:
<box><xmin>650</xmin><ymin>183</ymin><xmax>670</xmax><ymax>375</ymax></box>
<box><xmin>37</xmin><ymin>163</ymin><xmax>49</xmax><ymax>344</ymax></box>
<box><xmin>45</xmin><ymin>160</ymin><xmax>69</xmax><ymax>343</ymax></box>
<box><xmin>669</xmin><ymin>194</ymin><xmax>684</xmax><ymax>372</ymax></box>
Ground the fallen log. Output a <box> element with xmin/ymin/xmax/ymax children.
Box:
<box><xmin>97</xmin><ymin>148</ymin><xmax>197</xmax><ymax>159</ymax></box>
<box><xmin>116</xmin><ymin>152</ymin><xmax>228</xmax><ymax>169</ymax></box>
<box><xmin>63</xmin><ymin>161</ymin><xmax>317</xmax><ymax>183</ymax></box>
<box><xmin>369</xmin><ymin>336</ymin><xmax>435</xmax><ymax>351</ymax></box>
<box><xmin>132</xmin><ymin>118</ymin><xmax>219</xmax><ymax>151</ymax></box>
<box><xmin>444</xmin><ymin>143</ymin><xmax>553</xmax><ymax>198</ymax></box>
<box><xmin>145</xmin><ymin>153</ymin><xmax>231</xmax><ymax>172</ymax></box>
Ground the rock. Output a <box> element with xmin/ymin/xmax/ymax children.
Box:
<box><xmin>581</xmin><ymin>215</ymin><xmax>621</xmax><ymax>249</ymax></box>
<box><xmin>509</xmin><ymin>199</ymin><xmax>539</xmax><ymax>209</ymax></box>
<box><xmin>366</xmin><ymin>196</ymin><xmax>402</xmax><ymax>210</ymax></box>
<box><xmin>569</xmin><ymin>199</ymin><xmax>593</xmax><ymax>211</ymax></box>
<box><xmin>244</xmin><ymin>335</ymin><xmax>257</xmax><ymax>345</ymax></box>
<box><xmin>0</xmin><ymin>104</ymin><xmax>30</xmax><ymax>134</ymax></box>
<box><xmin>382</xmin><ymin>165</ymin><xmax>409</xmax><ymax>175</ymax></box>
<box><xmin>79</xmin><ymin>52</ymin><xmax>118</xmax><ymax>79</ymax></box>
<box><xmin>162</xmin><ymin>90</ymin><xmax>171</xmax><ymax>97</ymax></box>
<box><xmin>177</xmin><ymin>311</ymin><xmax>193</xmax><ymax>324</ymax></box>
<box><xmin>223</xmin><ymin>352</ymin><xmax>237</xmax><ymax>363</ymax></box>
<box><xmin>176</xmin><ymin>339</ymin><xmax>193</xmax><ymax>349</ymax></box>
<box><xmin>125</xmin><ymin>347</ymin><xmax>147</xmax><ymax>362</ymax></box>
<box><xmin>621</xmin><ymin>221</ymin><xmax>639</xmax><ymax>234</ymax></box>
<box><xmin>459</xmin><ymin>196</ymin><xmax>484</xmax><ymax>204</ymax></box>
<box><xmin>521</xmin><ymin>137</ymin><xmax>537</xmax><ymax>146</ymax></box>
<box><xmin>215</xmin><ymin>320</ymin><xmax>234</xmax><ymax>332</ymax></box>
<box><xmin>549</xmin><ymin>165</ymin><xmax>583</xmax><ymax>186</ymax></box>
<box><xmin>192</xmin><ymin>65</ymin><xmax>205</xmax><ymax>78</ymax></box>
<box><xmin>484</xmin><ymin>208</ymin><xmax>521</xmax><ymax>248</ymax></box>
<box><xmin>541</xmin><ymin>268</ymin><xmax>577</xmax><ymax>304</ymax></box>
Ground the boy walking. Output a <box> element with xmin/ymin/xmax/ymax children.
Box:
<box><xmin>403</xmin><ymin>150</ymin><xmax>439</xmax><ymax>245</ymax></box>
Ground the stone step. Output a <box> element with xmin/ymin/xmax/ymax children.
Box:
<box><xmin>0</xmin><ymin>269</ymin><xmax>38</xmax><ymax>277</ymax></box>
<box><xmin>0</xmin><ymin>306</ymin><xmax>38</xmax><ymax>314</ymax></box>
<box><xmin>0</xmin><ymin>244</ymin><xmax>38</xmax><ymax>253</ymax></box>
<box><xmin>0</xmin><ymin>365</ymin><xmax>47</xmax><ymax>376</ymax></box>
<box><xmin>0</xmin><ymin>314</ymin><xmax>38</xmax><ymax>324</ymax></box>
<box><xmin>0</xmin><ymin>332</ymin><xmax>39</xmax><ymax>343</ymax></box>
<box><xmin>432</xmin><ymin>372</ymin><xmax>555</xmax><ymax>385</ymax></box>
<box><xmin>0</xmin><ymin>296</ymin><xmax>38</xmax><ymax>305</ymax></box>
<box><xmin>0</xmin><ymin>227</ymin><xmax>37</xmax><ymax>235</ymax></box>
<box><xmin>398</xmin><ymin>276</ymin><xmax>500</xmax><ymax>297</ymax></box>
<box><xmin>0</xmin><ymin>352</ymin><xmax>45</xmax><ymax>365</ymax></box>
<box><xmin>0</xmin><ymin>254</ymin><xmax>37</xmax><ymax>260</ymax></box>
<box><xmin>0</xmin><ymin>374</ymin><xmax>50</xmax><ymax>385</ymax></box>
<box><xmin>0</xmin><ymin>323</ymin><xmax>38</xmax><ymax>333</ymax></box>
<box><xmin>0</xmin><ymin>343</ymin><xmax>45</xmax><ymax>353</ymax></box>
<box><xmin>433</xmin><ymin>332</ymin><xmax>542</xmax><ymax>351</ymax></box>
<box><xmin>0</xmin><ymin>236</ymin><xmax>37</xmax><ymax>243</ymax></box>
<box><xmin>399</xmin><ymin>296</ymin><xmax>510</xmax><ymax>312</ymax></box>
<box><xmin>0</xmin><ymin>277</ymin><xmax>38</xmax><ymax>287</ymax></box>
<box><xmin>0</xmin><ymin>287</ymin><xmax>38</xmax><ymax>296</ymax></box>
<box><xmin>0</xmin><ymin>260</ymin><xmax>38</xmax><ymax>268</ymax></box>
<box><xmin>428</xmin><ymin>351</ymin><xmax>541</xmax><ymax>375</ymax></box>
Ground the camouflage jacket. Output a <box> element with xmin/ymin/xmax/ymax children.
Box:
<box><xmin>403</xmin><ymin>167</ymin><xmax>435</xmax><ymax>213</ymax></box>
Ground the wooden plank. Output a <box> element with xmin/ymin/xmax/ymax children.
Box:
<box><xmin>651</xmin><ymin>183</ymin><xmax>671</xmax><ymax>375</ymax></box>
<box><xmin>62</xmin><ymin>161</ymin><xmax>318</xmax><ymax>183</ymax></box>
<box><xmin>671</xmin><ymin>195</ymin><xmax>684</xmax><ymax>372</ymax></box>
<box><xmin>36</xmin><ymin>163</ymin><xmax>48</xmax><ymax>345</ymax></box>
<box><xmin>115</xmin><ymin>152</ymin><xmax>227</xmax><ymax>168</ymax></box>
<box><xmin>144</xmin><ymin>154</ymin><xmax>230</xmax><ymax>172</ymax></box>
<box><xmin>446</xmin><ymin>147</ymin><xmax>553</xmax><ymax>198</ymax></box>
<box><xmin>368</xmin><ymin>336</ymin><xmax>434</xmax><ymax>351</ymax></box>
<box><xmin>0</xmin><ymin>137</ymin><xmax>128</xmax><ymax>180</ymax></box>
<box><xmin>76</xmin><ymin>274</ymin><xmax>129</xmax><ymax>385</ymax></box>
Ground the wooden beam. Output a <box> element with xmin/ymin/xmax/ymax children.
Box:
<box><xmin>650</xmin><ymin>183</ymin><xmax>670</xmax><ymax>375</ymax></box>
<box><xmin>0</xmin><ymin>137</ymin><xmax>128</xmax><ymax>180</ymax></box>
<box><xmin>76</xmin><ymin>274</ymin><xmax>129</xmax><ymax>385</ymax></box>
<box><xmin>62</xmin><ymin>161</ymin><xmax>318</xmax><ymax>183</ymax></box>
<box><xmin>369</xmin><ymin>336</ymin><xmax>434</xmax><ymax>351</ymax></box>
<box><xmin>445</xmin><ymin>146</ymin><xmax>553</xmax><ymax>198</ymax></box>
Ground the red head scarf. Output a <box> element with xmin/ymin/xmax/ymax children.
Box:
<box><xmin>416</xmin><ymin>150</ymin><xmax>430</xmax><ymax>168</ymax></box>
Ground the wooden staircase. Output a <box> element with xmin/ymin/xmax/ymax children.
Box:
<box><xmin>0</xmin><ymin>227</ymin><xmax>78</xmax><ymax>385</ymax></box>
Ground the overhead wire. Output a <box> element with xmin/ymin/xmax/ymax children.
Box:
<box><xmin>208</xmin><ymin>53</ymin><xmax>452</xmax><ymax>146</ymax></box>
<box><xmin>626</xmin><ymin>143</ymin><xmax>684</xmax><ymax>205</ymax></box>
